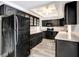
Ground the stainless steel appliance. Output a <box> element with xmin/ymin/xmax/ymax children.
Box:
<box><xmin>0</xmin><ymin>15</ymin><xmax>30</xmax><ymax>57</ymax></box>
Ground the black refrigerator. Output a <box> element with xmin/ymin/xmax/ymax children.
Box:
<box><xmin>2</xmin><ymin>14</ymin><xmax>30</xmax><ymax>57</ymax></box>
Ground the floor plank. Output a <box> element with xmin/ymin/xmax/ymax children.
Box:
<box><xmin>29</xmin><ymin>39</ymin><xmax>55</xmax><ymax>57</ymax></box>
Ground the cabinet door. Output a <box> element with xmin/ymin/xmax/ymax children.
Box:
<box><xmin>30</xmin><ymin>17</ymin><xmax>33</xmax><ymax>26</ymax></box>
<box><xmin>37</xmin><ymin>19</ymin><xmax>39</xmax><ymax>26</ymax></box>
<box><xmin>16</xmin><ymin>10</ymin><xmax>25</xmax><ymax>16</ymax></box>
<box><xmin>34</xmin><ymin>18</ymin><xmax>37</xmax><ymax>26</ymax></box>
<box><xmin>5</xmin><ymin>5</ymin><xmax>16</xmax><ymax>16</ymax></box>
<box><xmin>65</xmin><ymin>1</ymin><xmax>77</xmax><ymax>24</ymax></box>
<box><xmin>0</xmin><ymin>5</ymin><xmax>5</xmax><ymax>15</ymax></box>
<box><xmin>56</xmin><ymin>40</ymin><xmax>78</xmax><ymax>57</ymax></box>
<box><xmin>59</xmin><ymin>18</ymin><xmax>64</xmax><ymax>26</ymax></box>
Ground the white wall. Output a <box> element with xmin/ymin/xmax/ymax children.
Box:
<box><xmin>70</xmin><ymin>25</ymin><xmax>79</xmax><ymax>32</ymax></box>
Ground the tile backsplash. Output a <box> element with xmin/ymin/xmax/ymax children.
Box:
<box><xmin>30</xmin><ymin>26</ymin><xmax>41</xmax><ymax>34</ymax></box>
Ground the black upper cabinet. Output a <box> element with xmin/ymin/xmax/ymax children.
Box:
<box><xmin>42</xmin><ymin>20</ymin><xmax>59</xmax><ymax>27</ymax></box>
<box><xmin>30</xmin><ymin>17</ymin><xmax>39</xmax><ymax>26</ymax></box>
<box><xmin>65</xmin><ymin>1</ymin><xmax>77</xmax><ymax>24</ymax></box>
<box><xmin>16</xmin><ymin>10</ymin><xmax>26</xmax><ymax>16</ymax></box>
<box><xmin>0</xmin><ymin>4</ymin><xmax>26</xmax><ymax>16</ymax></box>
<box><xmin>0</xmin><ymin>4</ymin><xmax>40</xmax><ymax>26</ymax></box>
<box><xmin>42</xmin><ymin>18</ymin><xmax>64</xmax><ymax>27</ymax></box>
<box><xmin>0</xmin><ymin>4</ymin><xmax>16</xmax><ymax>16</ymax></box>
<box><xmin>5</xmin><ymin>5</ymin><xmax>16</xmax><ymax>16</ymax></box>
<box><xmin>59</xmin><ymin>18</ymin><xmax>65</xmax><ymax>26</ymax></box>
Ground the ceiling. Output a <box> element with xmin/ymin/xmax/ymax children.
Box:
<box><xmin>30</xmin><ymin>2</ymin><xmax>64</xmax><ymax>18</ymax></box>
<box><xmin>10</xmin><ymin>1</ymin><xmax>52</xmax><ymax>9</ymax></box>
<box><xmin>0</xmin><ymin>1</ymin><xmax>4</xmax><ymax>6</ymax></box>
<box><xmin>30</xmin><ymin>1</ymin><xmax>69</xmax><ymax>19</ymax></box>
<box><xmin>10</xmin><ymin>1</ymin><xmax>69</xmax><ymax>19</ymax></box>
<box><xmin>0</xmin><ymin>1</ymin><xmax>70</xmax><ymax>19</ymax></box>
<box><xmin>2</xmin><ymin>1</ymin><xmax>53</xmax><ymax>19</ymax></box>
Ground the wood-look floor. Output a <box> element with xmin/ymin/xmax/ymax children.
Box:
<box><xmin>29</xmin><ymin>39</ymin><xmax>55</xmax><ymax>57</ymax></box>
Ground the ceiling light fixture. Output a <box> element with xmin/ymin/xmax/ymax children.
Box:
<box><xmin>31</xmin><ymin>4</ymin><xmax>58</xmax><ymax>17</ymax></box>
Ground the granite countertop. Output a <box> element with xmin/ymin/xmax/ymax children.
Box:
<box><xmin>55</xmin><ymin>32</ymin><xmax>79</xmax><ymax>42</ymax></box>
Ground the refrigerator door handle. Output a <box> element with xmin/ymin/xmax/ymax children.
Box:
<box><xmin>14</xmin><ymin>15</ymin><xmax>18</xmax><ymax>45</ymax></box>
<box><xmin>0</xmin><ymin>16</ymin><xmax>2</xmax><ymax>56</ymax></box>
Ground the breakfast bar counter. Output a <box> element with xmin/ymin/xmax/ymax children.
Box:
<box><xmin>55</xmin><ymin>32</ymin><xmax>79</xmax><ymax>57</ymax></box>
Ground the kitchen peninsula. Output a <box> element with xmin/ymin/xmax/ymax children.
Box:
<box><xmin>55</xmin><ymin>30</ymin><xmax>79</xmax><ymax>57</ymax></box>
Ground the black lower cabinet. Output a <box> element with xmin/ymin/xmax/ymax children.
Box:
<box><xmin>30</xmin><ymin>32</ymin><xmax>43</xmax><ymax>49</ymax></box>
<box><xmin>55</xmin><ymin>40</ymin><xmax>79</xmax><ymax>57</ymax></box>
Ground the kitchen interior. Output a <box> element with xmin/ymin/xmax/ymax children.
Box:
<box><xmin>0</xmin><ymin>1</ymin><xmax>79</xmax><ymax>57</ymax></box>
